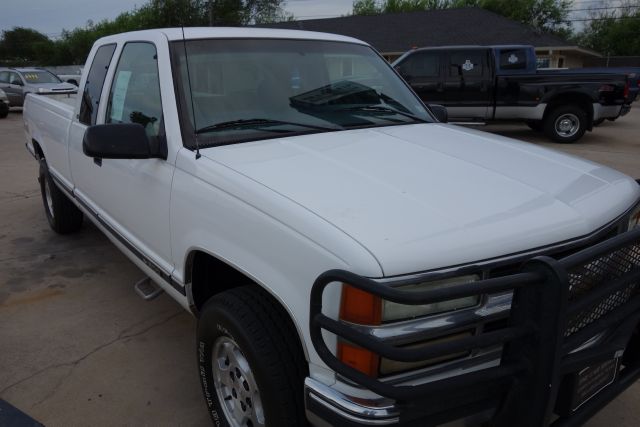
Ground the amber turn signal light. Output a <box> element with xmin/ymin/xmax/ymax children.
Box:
<box><xmin>338</xmin><ymin>284</ymin><xmax>382</xmax><ymax>377</ymax></box>
<box><xmin>337</xmin><ymin>341</ymin><xmax>380</xmax><ymax>378</ymax></box>
<box><xmin>339</xmin><ymin>284</ymin><xmax>382</xmax><ymax>325</ymax></box>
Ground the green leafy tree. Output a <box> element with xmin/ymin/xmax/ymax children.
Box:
<box><xmin>478</xmin><ymin>0</ymin><xmax>572</xmax><ymax>35</ymax></box>
<box><xmin>208</xmin><ymin>0</ymin><xmax>292</xmax><ymax>25</ymax></box>
<box><xmin>143</xmin><ymin>0</ymin><xmax>209</xmax><ymax>27</ymax></box>
<box><xmin>352</xmin><ymin>0</ymin><xmax>573</xmax><ymax>35</ymax></box>
<box><xmin>353</xmin><ymin>0</ymin><xmax>379</xmax><ymax>15</ymax></box>
<box><xmin>0</xmin><ymin>0</ymin><xmax>292</xmax><ymax>66</ymax></box>
<box><xmin>0</xmin><ymin>27</ymin><xmax>55</xmax><ymax>65</ymax></box>
<box><xmin>574</xmin><ymin>1</ymin><xmax>640</xmax><ymax>56</ymax></box>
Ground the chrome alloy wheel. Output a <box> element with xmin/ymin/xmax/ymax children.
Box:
<box><xmin>44</xmin><ymin>178</ymin><xmax>54</xmax><ymax>218</ymax></box>
<box><xmin>212</xmin><ymin>336</ymin><xmax>265</xmax><ymax>427</ymax></box>
<box><xmin>554</xmin><ymin>113</ymin><xmax>580</xmax><ymax>138</ymax></box>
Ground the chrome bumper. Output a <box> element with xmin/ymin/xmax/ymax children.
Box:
<box><xmin>305</xmin><ymin>377</ymin><xmax>491</xmax><ymax>427</ymax></box>
<box><xmin>305</xmin><ymin>377</ymin><xmax>399</xmax><ymax>426</ymax></box>
<box><xmin>592</xmin><ymin>103</ymin><xmax>622</xmax><ymax>121</ymax></box>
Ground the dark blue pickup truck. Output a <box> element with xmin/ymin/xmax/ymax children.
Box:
<box><xmin>392</xmin><ymin>45</ymin><xmax>633</xmax><ymax>143</ymax></box>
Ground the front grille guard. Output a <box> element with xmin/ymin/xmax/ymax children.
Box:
<box><xmin>309</xmin><ymin>227</ymin><xmax>640</xmax><ymax>427</ymax></box>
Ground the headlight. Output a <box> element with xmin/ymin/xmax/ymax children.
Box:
<box><xmin>340</xmin><ymin>274</ymin><xmax>480</xmax><ymax>326</ymax></box>
<box><xmin>338</xmin><ymin>274</ymin><xmax>481</xmax><ymax>378</ymax></box>
<box><xmin>629</xmin><ymin>203</ymin><xmax>640</xmax><ymax>231</ymax></box>
<box><xmin>382</xmin><ymin>274</ymin><xmax>480</xmax><ymax>322</ymax></box>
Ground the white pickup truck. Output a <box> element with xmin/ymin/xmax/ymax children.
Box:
<box><xmin>23</xmin><ymin>28</ymin><xmax>640</xmax><ymax>427</ymax></box>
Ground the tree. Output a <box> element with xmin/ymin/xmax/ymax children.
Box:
<box><xmin>574</xmin><ymin>1</ymin><xmax>640</xmax><ymax>56</ymax></box>
<box><xmin>0</xmin><ymin>27</ymin><xmax>55</xmax><ymax>65</ymax></box>
<box><xmin>353</xmin><ymin>0</ymin><xmax>379</xmax><ymax>15</ymax></box>
<box><xmin>352</xmin><ymin>0</ymin><xmax>573</xmax><ymax>35</ymax></box>
<box><xmin>142</xmin><ymin>0</ymin><xmax>209</xmax><ymax>27</ymax></box>
<box><xmin>478</xmin><ymin>0</ymin><xmax>572</xmax><ymax>36</ymax></box>
<box><xmin>208</xmin><ymin>0</ymin><xmax>292</xmax><ymax>25</ymax></box>
<box><xmin>353</xmin><ymin>0</ymin><xmax>460</xmax><ymax>15</ymax></box>
<box><xmin>0</xmin><ymin>0</ymin><xmax>292</xmax><ymax>66</ymax></box>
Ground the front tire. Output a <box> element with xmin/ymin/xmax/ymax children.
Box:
<box><xmin>543</xmin><ymin>105</ymin><xmax>587</xmax><ymax>143</ymax></box>
<box><xmin>197</xmin><ymin>286</ymin><xmax>307</xmax><ymax>427</ymax></box>
<box><xmin>39</xmin><ymin>159</ymin><xmax>83</xmax><ymax>234</ymax></box>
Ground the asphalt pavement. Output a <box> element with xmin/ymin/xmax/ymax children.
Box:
<box><xmin>0</xmin><ymin>108</ymin><xmax>639</xmax><ymax>426</ymax></box>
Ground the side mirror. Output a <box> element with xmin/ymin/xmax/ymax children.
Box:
<box><xmin>66</xmin><ymin>79</ymin><xmax>78</xmax><ymax>86</ymax></box>
<box><xmin>428</xmin><ymin>104</ymin><xmax>448</xmax><ymax>123</ymax></box>
<box><xmin>83</xmin><ymin>123</ymin><xmax>164</xmax><ymax>159</ymax></box>
<box><xmin>11</xmin><ymin>79</ymin><xmax>23</xmax><ymax>86</ymax></box>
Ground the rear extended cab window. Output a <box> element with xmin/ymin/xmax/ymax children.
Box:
<box><xmin>105</xmin><ymin>42</ymin><xmax>164</xmax><ymax>138</ymax></box>
<box><xmin>498</xmin><ymin>49</ymin><xmax>528</xmax><ymax>70</ymax></box>
<box><xmin>448</xmin><ymin>50</ymin><xmax>485</xmax><ymax>77</ymax></box>
<box><xmin>80</xmin><ymin>44</ymin><xmax>117</xmax><ymax>126</ymax></box>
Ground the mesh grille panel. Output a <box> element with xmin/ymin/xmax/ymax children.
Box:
<box><xmin>565</xmin><ymin>242</ymin><xmax>640</xmax><ymax>336</ymax></box>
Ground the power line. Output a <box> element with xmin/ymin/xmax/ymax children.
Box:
<box><xmin>572</xmin><ymin>0</ymin><xmax>623</xmax><ymax>4</ymax></box>
<box><xmin>566</xmin><ymin>15</ymin><xmax>640</xmax><ymax>22</ymax></box>
<box><xmin>569</xmin><ymin>6</ymin><xmax>640</xmax><ymax>12</ymax></box>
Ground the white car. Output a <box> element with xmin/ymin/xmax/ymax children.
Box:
<box><xmin>23</xmin><ymin>28</ymin><xmax>640</xmax><ymax>427</ymax></box>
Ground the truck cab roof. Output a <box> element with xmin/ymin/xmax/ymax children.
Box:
<box><xmin>94</xmin><ymin>27</ymin><xmax>369</xmax><ymax>46</ymax></box>
<box><xmin>408</xmin><ymin>44</ymin><xmax>534</xmax><ymax>51</ymax></box>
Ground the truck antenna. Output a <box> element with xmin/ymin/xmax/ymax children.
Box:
<box><xmin>181</xmin><ymin>26</ymin><xmax>201</xmax><ymax>160</ymax></box>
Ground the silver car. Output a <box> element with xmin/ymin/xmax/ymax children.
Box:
<box><xmin>0</xmin><ymin>88</ymin><xmax>8</xmax><ymax>118</ymax></box>
<box><xmin>0</xmin><ymin>68</ymin><xmax>77</xmax><ymax>107</ymax></box>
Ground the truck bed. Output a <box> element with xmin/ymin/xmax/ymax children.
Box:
<box><xmin>25</xmin><ymin>92</ymin><xmax>76</xmax><ymax>119</ymax></box>
<box><xmin>24</xmin><ymin>93</ymin><xmax>76</xmax><ymax>188</ymax></box>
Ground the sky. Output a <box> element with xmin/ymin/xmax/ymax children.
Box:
<box><xmin>0</xmin><ymin>0</ymin><xmax>624</xmax><ymax>38</ymax></box>
<box><xmin>0</xmin><ymin>0</ymin><xmax>354</xmax><ymax>38</ymax></box>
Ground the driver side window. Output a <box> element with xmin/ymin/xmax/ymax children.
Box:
<box><xmin>9</xmin><ymin>72</ymin><xmax>22</xmax><ymax>85</ymax></box>
<box><xmin>403</xmin><ymin>52</ymin><xmax>440</xmax><ymax>79</ymax></box>
<box><xmin>106</xmin><ymin>42</ymin><xmax>163</xmax><ymax>138</ymax></box>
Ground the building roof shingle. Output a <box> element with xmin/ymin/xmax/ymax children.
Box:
<box><xmin>258</xmin><ymin>7</ymin><xmax>573</xmax><ymax>53</ymax></box>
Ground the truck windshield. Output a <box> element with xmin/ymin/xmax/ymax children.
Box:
<box><xmin>172</xmin><ymin>38</ymin><xmax>432</xmax><ymax>148</ymax></box>
<box><xmin>21</xmin><ymin>71</ymin><xmax>62</xmax><ymax>84</ymax></box>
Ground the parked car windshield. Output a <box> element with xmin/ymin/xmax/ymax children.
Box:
<box><xmin>172</xmin><ymin>38</ymin><xmax>432</xmax><ymax>148</ymax></box>
<box><xmin>20</xmin><ymin>70</ymin><xmax>62</xmax><ymax>84</ymax></box>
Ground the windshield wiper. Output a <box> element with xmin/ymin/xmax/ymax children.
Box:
<box><xmin>340</xmin><ymin>105</ymin><xmax>427</xmax><ymax>123</ymax></box>
<box><xmin>195</xmin><ymin>118</ymin><xmax>338</xmax><ymax>135</ymax></box>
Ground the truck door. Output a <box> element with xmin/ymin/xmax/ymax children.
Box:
<box><xmin>443</xmin><ymin>49</ymin><xmax>491</xmax><ymax>120</ymax></box>
<box><xmin>396</xmin><ymin>51</ymin><xmax>444</xmax><ymax>105</ymax></box>
<box><xmin>68</xmin><ymin>38</ymin><xmax>176</xmax><ymax>279</ymax></box>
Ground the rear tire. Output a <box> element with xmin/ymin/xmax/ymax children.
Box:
<box><xmin>39</xmin><ymin>159</ymin><xmax>83</xmax><ymax>234</ymax></box>
<box><xmin>197</xmin><ymin>286</ymin><xmax>308</xmax><ymax>427</ymax></box>
<box><xmin>0</xmin><ymin>104</ymin><xmax>8</xmax><ymax>118</ymax></box>
<box><xmin>543</xmin><ymin>105</ymin><xmax>587</xmax><ymax>143</ymax></box>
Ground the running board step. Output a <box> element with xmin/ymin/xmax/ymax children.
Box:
<box><xmin>134</xmin><ymin>277</ymin><xmax>164</xmax><ymax>301</ymax></box>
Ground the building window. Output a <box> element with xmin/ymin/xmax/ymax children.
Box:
<box><xmin>536</xmin><ymin>57</ymin><xmax>550</xmax><ymax>69</ymax></box>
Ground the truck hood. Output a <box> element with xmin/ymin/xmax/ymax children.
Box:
<box><xmin>203</xmin><ymin>123</ymin><xmax>640</xmax><ymax>276</ymax></box>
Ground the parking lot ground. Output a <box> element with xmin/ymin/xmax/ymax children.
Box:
<box><xmin>0</xmin><ymin>107</ymin><xmax>639</xmax><ymax>426</ymax></box>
